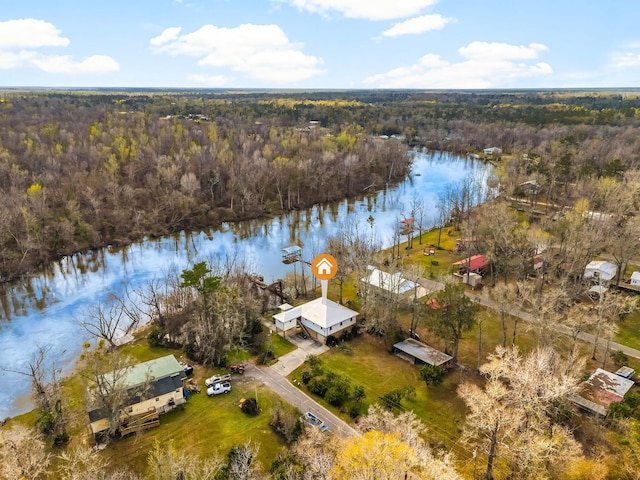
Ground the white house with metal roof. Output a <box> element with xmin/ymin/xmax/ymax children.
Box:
<box><xmin>273</xmin><ymin>297</ymin><xmax>358</xmax><ymax>343</ymax></box>
<box><xmin>583</xmin><ymin>260</ymin><xmax>618</xmax><ymax>284</ymax></box>
<box><xmin>360</xmin><ymin>266</ymin><xmax>427</xmax><ymax>299</ymax></box>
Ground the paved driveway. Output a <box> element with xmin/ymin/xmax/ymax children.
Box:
<box><xmin>246</xmin><ymin>335</ymin><xmax>359</xmax><ymax>439</ymax></box>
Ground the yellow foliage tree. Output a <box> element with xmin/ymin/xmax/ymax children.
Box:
<box><xmin>330</xmin><ymin>431</ymin><xmax>418</xmax><ymax>480</ymax></box>
<box><xmin>27</xmin><ymin>182</ymin><xmax>42</xmax><ymax>196</ymax></box>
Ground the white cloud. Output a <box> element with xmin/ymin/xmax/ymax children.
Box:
<box><xmin>382</xmin><ymin>14</ymin><xmax>453</xmax><ymax>37</ymax></box>
<box><xmin>364</xmin><ymin>41</ymin><xmax>552</xmax><ymax>88</ymax></box>
<box><xmin>0</xmin><ymin>19</ymin><xmax>69</xmax><ymax>48</ymax></box>
<box><xmin>611</xmin><ymin>50</ymin><xmax>640</xmax><ymax>69</ymax></box>
<box><xmin>458</xmin><ymin>41</ymin><xmax>548</xmax><ymax>61</ymax></box>
<box><xmin>30</xmin><ymin>55</ymin><xmax>120</xmax><ymax>74</ymax></box>
<box><xmin>0</xmin><ymin>50</ymin><xmax>36</xmax><ymax>69</ymax></box>
<box><xmin>152</xmin><ymin>23</ymin><xmax>324</xmax><ymax>83</ymax></box>
<box><xmin>0</xmin><ymin>18</ymin><xmax>119</xmax><ymax>75</ymax></box>
<box><xmin>150</xmin><ymin>27</ymin><xmax>182</xmax><ymax>46</ymax></box>
<box><xmin>276</xmin><ymin>0</ymin><xmax>439</xmax><ymax>20</ymax></box>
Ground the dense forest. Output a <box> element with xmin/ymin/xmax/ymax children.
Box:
<box><xmin>1</xmin><ymin>89</ymin><xmax>640</xmax><ymax>282</ymax></box>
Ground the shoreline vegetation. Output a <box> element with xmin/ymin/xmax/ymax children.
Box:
<box><xmin>3</xmin><ymin>89</ymin><xmax>640</xmax><ymax>283</ymax></box>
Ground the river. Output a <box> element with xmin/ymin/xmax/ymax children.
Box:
<box><xmin>0</xmin><ymin>150</ymin><xmax>490</xmax><ymax>419</ymax></box>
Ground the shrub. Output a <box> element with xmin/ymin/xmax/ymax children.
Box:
<box><xmin>352</xmin><ymin>385</ymin><xmax>366</xmax><ymax>404</ymax></box>
<box><xmin>348</xmin><ymin>403</ymin><xmax>362</xmax><ymax>419</ymax></box>
<box><xmin>304</xmin><ymin>355</ymin><xmax>324</xmax><ymax>375</ymax></box>
<box><xmin>325</xmin><ymin>385</ymin><xmax>349</xmax><ymax>407</ymax></box>
<box><xmin>241</xmin><ymin>397</ymin><xmax>260</xmax><ymax>416</ymax></box>
<box><xmin>53</xmin><ymin>431</ymin><xmax>69</xmax><ymax>447</ymax></box>
<box><xmin>182</xmin><ymin>341</ymin><xmax>197</xmax><ymax>361</ymax></box>
<box><xmin>269</xmin><ymin>404</ymin><xmax>303</xmax><ymax>444</ymax></box>
<box><xmin>301</xmin><ymin>371</ymin><xmax>312</xmax><ymax>385</ymax></box>
<box><xmin>326</xmin><ymin>335</ymin><xmax>339</xmax><ymax>347</ymax></box>
<box><xmin>419</xmin><ymin>364</ymin><xmax>446</xmax><ymax>387</ymax></box>
<box><xmin>381</xmin><ymin>390</ymin><xmax>403</xmax><ymax>411</ymax></box>
<box><xmin>36</xmin><ymin>410</ymin><xmax>56</xmax><ymax>435</ymax></box>
<box><xmin>147</xmin><ymin>325</ymin><xmax>165</xmax><ymax>347</ymax></box>
<box><xmin>307</xmin><ymin>375</ymin><xmax>330</xmax><ymax>397</ymax></box>
<box><xmin>340</xmin><ymin>330</ymin><xmax>353</xmax><ymax>341</ymax></box>
<box><xmin>380</xmin><ymin>386</ymin><xmax>415</xmax><ymax>411</ymax></box>
<box><xmin>610</xmin><ymin>350</ymin><xmax>629</xmax><ymax>367</ymax></box>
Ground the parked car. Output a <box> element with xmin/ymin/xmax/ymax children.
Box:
<box><xmin>207</xmin><ymin>381</ymin><xmax>231</xmax><ymax>396</ymax></box>
<box><xmin>205</xmin><ymin>373</ymin><xmax>231</xmax><ymax>387</ymax></box>
<box><xmin>302</xmin><ymin>412</ymin><xmax>328</xmax><ymax>432</ymax></box>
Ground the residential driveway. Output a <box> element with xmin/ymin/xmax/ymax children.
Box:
<box><xmin>246</xmin><ymin>334</ymin><xmax>359</xmax><ymax>439</ymax></box>
<box><xmin>271</xmin><ymin>334</ymin><xmax>329</xmax><ymax>375</ymax></box>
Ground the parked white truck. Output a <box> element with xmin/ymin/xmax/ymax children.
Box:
<box><xmin>207</xmin><ymin>381</ymin><xmax>231</xmax><ymax>396</ymax></box>
<box><xmin>205</xmin><ymin>373</ymin><xmax>231</xmax><ymax>387</ymax></box>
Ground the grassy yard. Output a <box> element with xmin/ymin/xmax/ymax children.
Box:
<box><xmin>616</xmin><ymin>309</ymin><xmax>640</xmax><ymax>350</ymax></box>
<box><xmin>100</xmin><ymin>381</ymin><xmax>286</xmax><ymax>476</ymax></box>
<box><xmin>8</xmin><ymin>333</ymin><xmax>298</xmax><ymax>478</ymax></box>
<box><xmin>265</xmin><ymin>331</ymin><xmax>297</xmax><ymax>358</ymax></box>
<box><xmin>289</xmin><ymin>335</ymin><xmax>471</xmax><ymax>455</ymax></box>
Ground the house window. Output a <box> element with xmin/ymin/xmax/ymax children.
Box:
<box><xmin>329</xmin><ymin>326</ymin><xmax>332</xmax><ymax>331</ymax></box>
<box><xmin>155</xmin><ymin>397</ymin><xmax>159</xmax><ymax>402</ymax></box>
<box><xmin>128</xmin><ymin>407</ymin><xmax>133</xmax><ymax>413</ymax></box>
<box><xmin>340</xmin><ymin>322</ymin><xmax>343</xmax><ymax>326</ymax></box>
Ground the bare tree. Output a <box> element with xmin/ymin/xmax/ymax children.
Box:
<box><xmin>82</xmin><ymin>347</ymin><xmax>150</xmax><ymax>438</ymax></box>
<box><xmin>58</xmin><ymin>446</ymin><xmax>140</xmax><ymax>480</ymax></box>
<box><xmin>77</xmin><ymin>297</ymin><xmax>136</xmax><ymax>349</ymax></box>
<box><xmin>2</xmin><ymin>345</ymin><xmax>66</xmax><ymax>440</ymax></box>
<box><xmin>226</xmin><ymin>442</ymin><xmax>262</xmax><ymax>480</ymax></box>
<box><xmin>459</xmin><ymin>346</ymin><xmax>584</xmax><ymax>480</ymax></box>
<box><xmin>291</xmin><ymin>427</ymin><xmax>335</xmax><ymax>480</ymax></box>
<box><xmin>356</xmin><ymin>404</ymin><xmax>461</xmax><ymax>479</ymax></box>
<box><xmin>146</xmin><ymin>440</ymin><xmax>223</xmax><ymax>480</ymax></box>
<box><xmin>0</xmin><ymin>424</ymin><xmax>51</xmax><ymax>480</ymax></box>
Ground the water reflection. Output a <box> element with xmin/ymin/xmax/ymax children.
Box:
<box><xmin>0</xmin><ymin>151</ymin><xmax>489</xmax><ymax>418</ymax></box>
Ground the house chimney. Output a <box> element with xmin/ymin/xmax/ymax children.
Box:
<box><xmin>321</xmin><ymin>279</ymin><xmax>328</xmax><ymax>302</ymax></box>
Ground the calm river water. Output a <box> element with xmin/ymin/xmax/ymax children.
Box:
<box><xmin>0</xmin><ymin>150</ymin><xmax>490</xmax><ymax>418</ymax></box>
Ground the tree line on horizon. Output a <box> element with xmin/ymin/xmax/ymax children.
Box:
<box><xmin>1</xmin><ymin>89</ymin><xmax>640</xmax><ymax>283</ymax></box>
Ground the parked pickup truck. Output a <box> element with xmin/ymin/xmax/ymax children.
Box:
<box><xmin>207</xmin><ymin>381</ymin><xmax>231</xmax><ymax>396</ymax></box>
<box><xmin>205</xmin><ymin>373</ymin><xmax>231</xmax><ymax>387</ymax></box>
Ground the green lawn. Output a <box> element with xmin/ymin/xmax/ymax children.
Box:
<box><xmin>7</xmin><ymin>340</ymin><xmax>292</xmax><ymax>478</ymax></box>
<box><xmin>266</xmin><ymin>332</ymin><xmax>297</xmax><ymax>358</ymax></box>
<box><xmin>616</xmin><ymin>309</ymin><xmax>640</xmax><ymax>350</ymax></box>
<box><xmin>100</xmin><ymin>382</ymin><xmax>285</xmax><ymax>476</ymax></box>
<box><xmin>289</xmin><ymin>335</ymin><xmax>469</xmax><ymax>450</ymax></box>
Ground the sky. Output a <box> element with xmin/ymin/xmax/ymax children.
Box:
<box><xmin>1</xmin><ymin>0</ymin><xmax>640</xmax><ymax>89</ymax></box>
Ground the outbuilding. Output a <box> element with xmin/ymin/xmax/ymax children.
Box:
<box><xmin>452</xmin><ymin>254</ymin><xmax>489</xmax><ymax>275</ymax></box>
<box><xmin>631</xmin><ymin>271</ymin><xmax>640</xmax><ymax>287</ymax></box>
<box><xmin>392</xmin><ymin>338</ymin><xmax>454</xmax><ymax>368</ymax></box>
<box><xmin>583</xmin><ymin>260</ymin><xmax>617</xmax><ymax>284</ymax></box>
<box><xmin>570</xmin><ymin>368</ymin><xmax>634</xmax><ymax>416</ymax></box>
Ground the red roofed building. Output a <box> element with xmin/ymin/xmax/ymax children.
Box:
<box><xmin>452</xmin><ymin>254</ymin><xmax>489</xmax><ymax>275</ymax></box>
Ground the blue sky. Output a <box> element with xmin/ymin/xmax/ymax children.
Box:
<box><xmin>1</xmin><ymin>0</ymin><xmax>639</xmax><ymax>89</ymax></box>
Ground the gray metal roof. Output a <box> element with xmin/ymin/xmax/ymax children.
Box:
<box><xmin>393</xmin><ymin>338</ymin><xmax>453</xmax><ymax>366</ymax></box>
